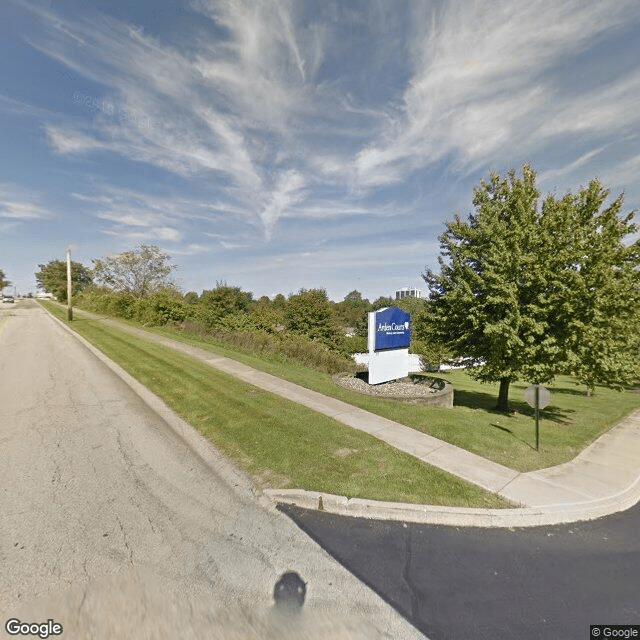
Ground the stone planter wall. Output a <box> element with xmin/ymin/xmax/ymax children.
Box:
<box><xmin>332</xmin><ymin>373</ymin><xmax>454</xmax><ymax>408</ymax></box>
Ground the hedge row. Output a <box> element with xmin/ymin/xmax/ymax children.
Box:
<box><xmin>73</xmin><ymin>289</ymin><xmax>361</xmax><ymax>374</ymax></box>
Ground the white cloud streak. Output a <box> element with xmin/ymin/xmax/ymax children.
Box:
<box><xmin>17</xmin><ymin>0</ymin><xmax>640</xmax><ymax>249</ymax></box>
<box><xmin>355</xmin><ymin>0</ymin><xmax>640</xmax><ymax>184</ymax></box>
<box><xmin>0</xmin><ymin>184</ymin><xmax>50</xmax><ymax>220</ymax></box>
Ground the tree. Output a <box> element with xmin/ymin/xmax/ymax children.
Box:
<box><xmin>250</xmin><ymin>295</ymin><xmax>285</xmax><ymax>333</ymax></box>
<box><xmin>423</xmin><ymin>165</ymin><xmax>639</xmax><ymax>411</ymax></box>
<box><xmin>199</xmin><ymin>282</ymin><xmax>253</xmax><ymax>314</ymax></box>
<box><xmin>35</xmin><ymin>260</ymin><xmax>93</xmax><ymax>302</ymax></box>
<box><xmin>542</xmin><ymin>182</ymin><xmax>640</xmax><ymax>394</ymax></box>
<box><xmin>272</xmin><ymin>293</ymin><xmax>287</xmax><ymax>309</ymax></box>
<box><xmin>394</xmin><ymin>294</ymin><xmax>426</xmax><ymax>317</ymax></box>
<box><xmin>285</xmin><ymin>288</ymin><xmax>341</xmax><ymax>346</ymax></box>
<box><xmin>0</xmin><ymin>268</ymin><xmax>10</xmax><ymax>291</ymax></box>
<box><xmin>371</xmin><ymin>296</ymin><xmax>394</xmax><ymax>309</ymax></box>
<box><xmin>196</xmin><ymin>282</ymin><xmax>254</xmax><ymax>329</ymax></box>
<box><xmin>92</xmin><ymin>244</ymin><xmax>176</xmax><ymax>298</ymax></box>
<box><xmin>333</xmin><ymin>290</ymin><xmax>371</xmax><ymax>328</ymax></box>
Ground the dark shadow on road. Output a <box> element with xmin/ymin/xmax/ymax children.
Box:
<box><xmin>278</xmin><ymin>502</ymin><xmax>640</xmax><ymax>640</ymax></box>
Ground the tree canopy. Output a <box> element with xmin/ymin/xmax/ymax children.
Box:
<box><xmin>92</xmin><ymin>244</ymin><xmax>176</xmax><ymax>298</ymax></box>
<box><xmin>423</xmin><ymin>164</ymin><xmax>640</xmax><ymax>411</ymax></box>
<box><xmin>333</xmin><ymin>290</ymin><xmax>371</xmax><ymax>328</ymax></box>
<box><xmin>285</xmin><ymin>288</ymin><xmax>341</xmax><ymax>346</ymax></box>
<box><xmin>35</xmin><ymin>260</ymin><xmax>93</xmax><ymax>302</ymax></box>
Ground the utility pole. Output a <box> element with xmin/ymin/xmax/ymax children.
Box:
<box><xmin>66</xmin><ymin>246</ymin><xmax>73</xmax><ymax>321</ymax></box>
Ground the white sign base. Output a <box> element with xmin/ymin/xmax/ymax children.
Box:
<box><xmin>368</xmin><ymin>348</ymin><xmax>410</xmax><ymax>384</ymax></box>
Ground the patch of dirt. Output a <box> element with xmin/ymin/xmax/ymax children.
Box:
<box><xmin>252</xmin><ymin>469</ymin><xmax>292</xmax><ymax>490</ymax></box>
<box><xmin>333</xmin><ymin>448</ymin><xmax>358</xmax><ymax>458</ymax></box>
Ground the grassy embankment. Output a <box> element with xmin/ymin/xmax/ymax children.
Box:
<box><xmin>65</xmin><ymin>305</ymin><xmax>640</xmax><ymax>473</ymax></box>
<box><xmin>42</xmin><ymin>301</ymin><xmax>511</xmax><ymax>508</ymax></box>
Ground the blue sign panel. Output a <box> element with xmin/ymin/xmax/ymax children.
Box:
<box><xmin>374</xmin><ymin>307</ymin><xmax>411</xmax><ymax>350</ymax></box>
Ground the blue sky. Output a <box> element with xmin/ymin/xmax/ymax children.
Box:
<box><xmin>1</xmin><ymin>0</ymin><xmax>639</xmax><ymax>301</ymax></box>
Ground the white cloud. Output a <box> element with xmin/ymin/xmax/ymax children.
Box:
<box><xmin>259</xmin><ymin>169</ymin><xmax>306</xmax><ymax>239</ymax></box>
<box><xmin>14</xmin><ymin>0</ymin><xmax>640</xmax><ymax>257</ymax></box>
<box><xmin>538</xmin><ymin>146</ymin><xmax>609</xmax><ymax>186</ymax></box>
<box><xmin>538</xmin><ymin>70</ymin><xmax>640</xmax><ymax>139</ymax></box>
<box><xmin>0</xmin><ymin>201</ymin><xmax>47</xmax><ymax>219</ymax></box>
<box><xmin>101</xmin><ymin>226</ymin><xmax>182</xmax><ymax>242</ymax></box>
<box><xmin>0</xmin><ymin>184</ymin><xmax>50</xmax><ymax>220</ymax></box>
<box><xmin>355</xmin><ymin>0</ymin><xmax>640</xmax><ymax>185</ymax></box>
<box><xmin>46</xmin><ymin>126</ymin><xmax>105</xmax><ymax>155</ymax></box>
<box><xmin>594</xmin><ymin>153</ymin><xmax>640</xmax><ymax>193</ymax></box>
<box><xmin>170</xmin><ymin>243</ymin><xmax>212</xmax><ymax>256</ymax></box>
<box><xmin>0</xmin><ymin>221</ymin><xmax>20</xmax><ymax>233</ymax></box>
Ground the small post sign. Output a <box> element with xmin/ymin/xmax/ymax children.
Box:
<box><xmin>524</xmin><ymin>384</ymin><xmax>550</xmax><ymax>451</ymax></box>
<box><xmin>367</xmin><ymin>307</ymin><xmax>412</xmax><ymax>384</ymax></box>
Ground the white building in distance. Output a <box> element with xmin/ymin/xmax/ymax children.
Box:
<box><xmin>395</xmin><ymin>287</ymin><xmax>423</xmax><ymax>300</ymax></box>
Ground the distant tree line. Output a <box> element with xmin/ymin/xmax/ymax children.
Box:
<box><xmin>33</xmin><ymin>163</ymin><xmax>640</xmax><ymax>405</ymax></box>
<box><xmin>35</xmin><ymin>244</ymin><xmax>425</xmax><ymax>374</ymax></box>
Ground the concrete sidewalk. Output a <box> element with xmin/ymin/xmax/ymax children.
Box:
<box><xmin>61</xmin><ymin>308</ymin><xmax>640</xmax><ymax>527</ymax></box>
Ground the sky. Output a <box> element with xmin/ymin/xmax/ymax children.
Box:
<box><xmin>1</xmin><ymin>0</ymin><xmax>639</xmax><ymax>301</ymax></box>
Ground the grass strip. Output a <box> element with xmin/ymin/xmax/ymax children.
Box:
<box><xmin>70</xmin><ymin>308</ymin><xmax>640</xmax><ymax>473</ymax></box>
<box><xmin>43</xmin><ymin>302</ymin><xmax>511</xmax><ymax>508</ymax></box>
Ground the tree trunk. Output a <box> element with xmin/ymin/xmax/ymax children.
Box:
<box><xmin>497</xmin><ymin>377</ymin><xmax>511</xmax><ymax>412</ymax></box>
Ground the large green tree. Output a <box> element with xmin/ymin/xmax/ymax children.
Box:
<box><xmin>92</xmin><ymin>244</ymin><xmax>176</xmax><ymax>298</ymax></box>
<box><xmin>195</xmin><ymin>282</ymin><xmax>254</xmax><ymax>329</ymax></box>
<box><xmin>35</xmin><ymin>260</ymin><xmax>93</xmax><ymax>302</ymax></box>
<box><xmin>543</xmin><ymin>182</ymin><xmax>640</xmax><ymax>394</ymax></box>
<box><xmin>285</xmin><ymin>288</ymin><xmax>340</xmax><ymax>346</ymax></box>
<box><xmin>423</xmin><ymin>165</ymin><xmax>640</xmax><ymax>411</ymax></box>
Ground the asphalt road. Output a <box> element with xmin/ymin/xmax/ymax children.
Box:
<box><xmin>0</xmin><ymin>301</ymin><xmax>424</xmax><ymax>639</ymax></box>
<box><xmin>279</xmin><ymin>502</ymin><xmax>640</xmax><ymax>640</ymax></box>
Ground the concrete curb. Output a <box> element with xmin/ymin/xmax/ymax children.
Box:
<box><xmin>265</xmin><ymin>476</ymin><xmax>640</xmax><ymax>527</ymax></box>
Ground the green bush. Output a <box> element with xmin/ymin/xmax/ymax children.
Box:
<box><xmin>285</xmin><ymin>289</ymin><xmax>341</xmax><ymax>347</ymax></box>
<box><xmin>342</xmin><ymin>335</ymin><xmax>367</xmax><ymax>355</ymax></box>
<box><xmin>131</xmin><ymin>292</ymin><xmax>188</xmax><ymax>326</ymax></box>
<box><xmin>172</xmin><ymin>321</ymin><xmax>359</xmax><ymax>374</ymax></box>
<box><xmin>74</xmin><ymin>288</ymin><xmax>136</xmax><ymax>319</ymax></box>
<box><xmin>411</xmin><ymin>339</ymin><xmax>452</xmax><ymax>372</ymax></box>
<box><xmin>217</xmin><ymin>312</ymin><xmax>259</xmax><ymax>332</ymax></box>
<box><xmin>76</xmin><ymin>289</ymin><xmax>359</xmax><ymax>374</ymax></box>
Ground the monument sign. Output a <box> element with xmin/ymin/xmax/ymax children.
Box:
<box><xmin>367</xmin><ymin>307</ymin><xmax>412</xmax><ymax>384</ymax></box>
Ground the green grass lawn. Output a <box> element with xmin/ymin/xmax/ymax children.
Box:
<box><xmin>52</xmin><ymin>302</ymin><xmax>640</xmax><ymax>473</ymax></box>
<box><xmin>42</xmin><ymin>302</ymin><xmax>511</xmax><ymax>508</ymax></box>
<box><xmin>82</xmin><ymin>310</ymin><xmax>640</xmax><ymax>473</ymax></box>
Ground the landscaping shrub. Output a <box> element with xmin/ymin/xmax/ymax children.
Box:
<box><xmin>170</xmin><ymin>321</ymin><xmax>360</xmax><ymax>374</ymax></box>
<box><xmin>131</xmin><ymin>292</ymin><xmax>188</xmax><ymax>326</ymax></box>
<box><xmin>74</xmin><ymin>288</ymin><xmax>136</xmax><ymax>319</ymax></box>
<box><xmin>342</xmin><ymin>335</ymin><xmax>367</xmax><ymax>355</ymax></box>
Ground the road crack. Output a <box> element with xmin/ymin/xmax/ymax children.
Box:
<box><xmin>402</xmin><ymin>526</ymin><xmax>421</xmax><ymax>622</ymax></box>
<box><xmin>116</xmin><ymin>515</ymin><xmax>134</xmax><ymax>565</ymax></box>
